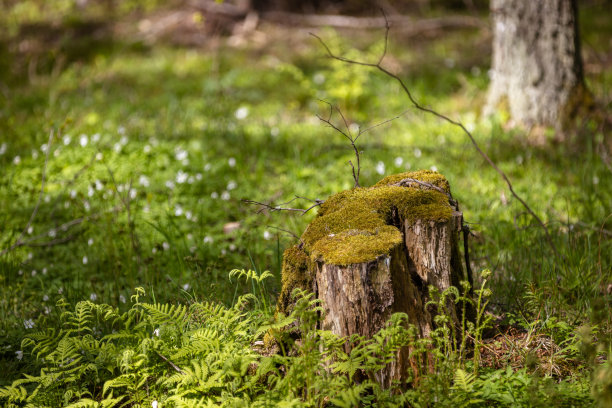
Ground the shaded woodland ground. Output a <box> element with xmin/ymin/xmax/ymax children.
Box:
<box><xmin>0</xmin><ymin>1</ymin><xmax>611</xmax><ymax>406</ymax></box>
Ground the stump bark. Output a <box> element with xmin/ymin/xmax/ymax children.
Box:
<box><xmin>276</xmin><ymin>171</ymin><xmax>469</xmax><ymax>387</ymax></box>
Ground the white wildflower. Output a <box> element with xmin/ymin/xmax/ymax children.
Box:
<box><xmin>79</xmin><ymin>134</ymin><xmax>88</xmax><ymax>147</ymax></box>
<box><xmin>195</xmin><ymin>173</ymin><xmax>202</xmax><ymax>181</ymax></box>
<box><xmin>430</xmin><ymin>165</ymin><xmax>438</xmax><ymax>172</ymax></box>
<box><xmin>229</xmin><ymin>244</ymin><xmax>237</xmax><ymax>251</ymax></box>
<box><xmin>153</xmin><ymin>328</ymin><xmax>160</xmax><ymax>337</ymax></box>
<box><xmin>16</xmin><ymin>350</ymin><xmax>23</xmax><ymax>360</ymax></box>
<box><xmin>414</xmin><ymin>148</ymin><xmax>422</xmax><ymax>158</ymax></box>
<box><xmin>211</xmin><ymin>191</ymin><xmax>219</xmax><ymax>199</ymax></box>
<box><xmin>221</xmin><ymin>191</ymin><xmax>230</xmax><ymax>201</ymax></box>
<box><xmin>43</xmin><ymin>295</ymin><xmax>49</xmax><ymax>301</ymax></box>
<box><xmin>175</xmin><ymin>148</ymin><xmax>187</xmax><ymax>161</ymax></box>
<box><xmin>70</xmin><ymin>189</ymin><xmax>77</xmax><ymax>198</ymax></box>
<box><xmin>162</xmin><ymin>242</ymin><xmax>170</xmax><ymax>251</ymax></box>
<box><xmin>0</xmin><ymin>143</ymin><xmax>6</xmax><ymax>155</ymax></box>
<box><xmin>228</xmin><ymin>157</ymin><xmax>236</xmax><ymax>167</ymax></box>
<box><xmin>129</xmin><ymin>188</ymin><xmax>137</xmax><ymax>199</ymax></box>
<box><xmin>143</xmin><ymin>144</ymin><xmax>151</xmax><ymax>153</ymax></box>
<box><xmin>165</xmin><ymin>180</ymin><xmax>175</xmax><ymax>190</ymax></box>
<box><xmin>349</xmin><ymin>123</ymin><xmax>359</xmax><ymax>135</ymax></box>
<box><xmin>119</xmin><ymin>294</ymin><xmax>126</xmax><ymax>303</ymax></box>
<box><xmin>313</xmin><ymin>72</ymin><xmax>325</xmax><ymax>84</ymax></box>
<box><xmin>227</xmin><ymin>180</ymin><xmax>237</xmax><ymax>190</ymax></box>
<box><xmin>24</xmin><ymin>319</ymin><xmax>35</xmax><ymax>329</ymax></box>
<box><xmin>174</xmin><ymin>205</ymin><xmax>183</xmax><ymax>216</ymax></box>
<box><xmin>83</xmin><ymin>256</ymin><xmax>88</xmax><ymax>265</ymax></box>
<box><xmin>92</xmin><ymin>133</ymin><xmax>100</xmax><ymax>143</ymax></box>
<box><xmin>204</xmin><ymin>163</ymin><xmax>211</xmax><ymax>171</ymax></box>
<box><xmin>13</xmin><ymin>155</ymin><xmax>20</xmax><ymax>165</ymax></box>
<box><xmin>394</xmin><ymin>157</ymin><xmax>403</xmax><ymax>167</ymax></box>
<box><xmin>235</xmin><ymin>106</ymin><xmax>249</xmax><ymax>120</ymax></box>
<box><xmin>90</xmin><ymin>293</ymin><xmax>97</xmax><ymax>301</ymax></box>
<box><xmin>42</xmin><ymin>268</ymin><xmax>47</xmax><ymax>275</ymax></box>
<box><xmin>139</xmin><ymin>175</ymin><xmax>150</xmax><ymax>187</ymax></box>
<box><xmin>263</xmin><ymin>230</ymin><xmax>272</xmax><ymax>240</ymax></box>
<box><xmin>203</xmin><ymin>236</ymin><xmax>213</xmax><ymax>244</ymax></box>
<box><xmin>118</xmin><ymin>126</ymin><xmax>126</xmax><ymax>134</ymax></box>
<box><xmin>88</xmin><ymin>186</ymin><xmax>95</xmax><ymax>197</ymax></box>
<box><xmin>120</xmin><ymin>136</ymin><xmax>128</xmax><ymax>146</ymax></box>
<box><xmin>27</xmin><ymin>226</ymin><xmax>33</xmax><ymax>234</ymax></box>
<box><xmin>31</xmin><ymin>270</ymin><xmax>37</xmax><ymax>277</ymax></box>
<box><xmin>182</xmin><ymin>283</ymin><xmax>191</xmax><ymax>291</ymax></box>
<box><xmin>375</xmin><ymin>161</ymin><xmax>385</xmax><ymax>175</ymax></box>
<box><xmin>176</xmin><ymin>170</ymin><xmax>188</xmax><ymax>184</ymax></box>
<box><xmin>48</xmin><ymin>229</ymin><xmax>56</xmax><ymax>238</ymax></box>
<box><xmin>32</xmin><ymin>150</ymin><xmax>39</xmax><ymax>159</ymax></box>
<box><xmin>152</xmin><ymin>400</ymin><xmax>158</xmax><ymax>408</ymax></box>
<box><xmin>95</xmin><ymin>152</ymin><xmax>103</xmax><ymax>161</ymax></box>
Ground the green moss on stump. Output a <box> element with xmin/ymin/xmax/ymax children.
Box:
<box><xmin>275</xmin><ymin>170</ymin><xmax>454</xmax><ymax>315</ymax></box>
<box><xmin>301</xmin><ymin>170</ymin><xmax>453</xmax><ymax>266</ymax></box>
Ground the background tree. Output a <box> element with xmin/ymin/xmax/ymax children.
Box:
<box><xmin>484</xmin><ymin>0</ymin><xmax>589</xmax><ymax>131</ymax></box>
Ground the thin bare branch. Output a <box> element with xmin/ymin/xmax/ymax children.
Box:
<box><xmin>243</xmin><ymin>198</ymin><xmax>323</xmax><ymax>215</ymax></box>
<box><xmin>311</xmin><ymin>18</ymin><xmax>561</xmax><ymax>260</ymax></box>
<box><xmin>156</xmin><ymin>351</ymin><xmax>185</xmax><ymax>374</ymax></box>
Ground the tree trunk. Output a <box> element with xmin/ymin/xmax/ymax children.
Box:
<box><xmin>484</xmin><ymin>0</ymin><xmax>587</xmax><ymax>130</ymax></box>
<box><xmin>276</xmin><ymin>171</ymin><xmax>469</xmax><ymax>387</ymax></box>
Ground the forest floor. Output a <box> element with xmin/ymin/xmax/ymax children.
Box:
<box><xmin>0</xmin><ymin>1</ymin><xmax>610</xmax><ymax>406</ymax></box>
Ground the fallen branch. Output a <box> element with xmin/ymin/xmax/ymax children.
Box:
<box><xmin>310</xmin><ymin>13</ymin><xmax>561</xmax><ymax>261</ymax></box>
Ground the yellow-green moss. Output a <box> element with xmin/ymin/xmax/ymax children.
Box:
<box><xmin>300</xmin><ymin>170</ymin><xmax>453</xmax><ymax>266</ymax></box>
<box><xmin>276</xmin><ymin>245</ymin><xmax>311</xmax><ymax>316</ymax></box>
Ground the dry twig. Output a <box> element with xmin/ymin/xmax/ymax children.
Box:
<box><xmin>310</xmin><ymin>12</ymin><xmax>561</xmax><ymax>260</ymax></box>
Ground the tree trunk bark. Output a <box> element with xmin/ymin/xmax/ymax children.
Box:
<box><xmin>276</xmin><ymin>171</ymin><xmax>469</xmax><ymax>387</ymax></box>
<box><xmin>484</xmin><ymin>0</ymin><xmax>587</xmax><ymax>130</ymax></box>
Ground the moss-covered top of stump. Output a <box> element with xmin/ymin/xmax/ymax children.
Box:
<box><xmin>302</xmin><ymin>170</ymin><xmax>452</xmax><ymax>265</ymax></box>
<box><xmin>275</xmin><ymin>170</ymin><xmax>453</xmax><ymax>317</ymax></box>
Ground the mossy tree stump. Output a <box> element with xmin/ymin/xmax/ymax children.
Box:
<box><xmin>276</xmin><ymin>170</ymin><xmax>469</xmax><ymax>387</ymax></box>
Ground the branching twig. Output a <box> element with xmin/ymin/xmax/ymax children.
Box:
<box><xmin>156</xmin><ymin>351</ymin><xmax>185</xmax><ymax>374</ymax></box>
<box><xmin>310</xmin><ymin>13</ymin><xmax>561</xmax><ymax>260</ymax></box>
<box><xmin>1</xmin><ymin>130</ymin><xmax>54</xmax><ymax>257</ymax></box>
<box><xmin>243</xmin><ymin>196</ymin><xmax>324</xmax><ymax>215</ymax></box>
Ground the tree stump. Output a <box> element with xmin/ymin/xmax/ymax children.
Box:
<box><xmin>276</xmin><ymin>170</ymin><xmax>469</xmax><ymax>387</ymax></box>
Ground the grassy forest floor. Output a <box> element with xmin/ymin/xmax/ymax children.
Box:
<box><xmin>0</xmin><ymin>1</ymin><xmax>611</xmax><ymax>406</ymax></box>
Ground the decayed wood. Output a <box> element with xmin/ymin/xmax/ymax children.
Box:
<box><xmin>312</xmin><ymin>202</ymin><xmax>465</xmax><ymax>387</ymax></box>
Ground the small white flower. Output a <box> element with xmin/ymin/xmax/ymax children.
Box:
<box><xmin>139</xmin><ymin>175</ymin><xmax>150</xmax><ymax>187</ymax></box>
<box><xmin>430</xmin><ymin>165</ymin><xmax>438</xmax><ymax>172</ymax></box>
<box><xmin>143</xmin><ymin>144</ymin><xmax>151</xmax><ymax>153</ymax></box>
<box><xmin>24</xmin><ymin>319</ymin><xmax>35</xmax><ymax>329</ymax></box>
<box><xmin>31</xmin><ymin>270</ymin><xmax>37</xmax><ymax>277</ymax></box>
<box><xmin>87</xmin><ymin>185</ymin><xmax>95</xmax><ymax>197</ymax></box>
<box><xmin>227</xmin><ymin>181</ymin><xmax>237</xmax><ymax>190</ymax></box>
<box><xmin>27</xmin><ymin>226</ymin><xmax>33</xmax><ymax>234</ymax></box>
<box><xmin>64</xmin><ymin>201</ymin><xmax>70</xmax><ymax>209</ymax></box>
<box><xmin>174</xmin><ymin>205</ymin><xmax>183</xmax><ymax>216</ymax></box>
<box><xmin>41</xmin><ymin>143</ymin><xmax>48</xmax><ymax>153</ymax></box>
<box><xmin>92</xmin><ymin>133</ymin><xmax>101</xmax><ymax>143</ymax></box>
<box><xmin>176</xmin><ymin>170</ymin><xmax>188</xmax><ymax>184</ymax></box>
<box><xmin>229</xmin><ymin>244</ymin><xmax>237</xmax><ymax>251</ymax></box>
<box><xmin>175</xmin><ymin>148</ymin><xmax>188</xmax><ymax>161</ymax></box>
<box><xmin>31</xmin><ymin>150</ymin><xmax>39</xmax><ymax>159</ymax></box>
<box><xmin>349</xmin><ymin>123</ymin><xmax>360</xmax><ymax>135</ymax></box>
<box><xmin>120</xmin><ymin>136</ymin><xmax>128</xmax><ymax>145</ymax></box>
<box><xmin>58</xmin><ymin>287</ymin><xmax>63</xmax><ymax>294</ymax></box>
<box><xmin>44</xmin><ymin>195</ymin><xmax>51</xmax><ymax>203</ymax></box>
<box><xmin>16</xmin><ymin>350</ymin><xmax>23</xmax><ymax>360</ymax></box>
<box><xmin>211</xmin><ymin>192</ymin><xmax>219</xmax><ymax>199</ymax></box>
<box><xmin>48</xmin><ymin>229</ymin><xmax>57</xmax><ymax>238</ymax></box>
<box><xmin>152</xmin><ymin>400</ymin><xmax>159</xmax><ymax>408</ymax></box>
<box><xmin>228</xmin><ymin>157</ymin><xmax>236</xmax><ymax>167</ymax></box>
<box><xmin>129</xmin><ymin>189</ymin><xmax>137</xmax><ymax>200</ymax></box>
<box><xmin>394</xmin><ymin>157</ymin><xmax>403</xmax><ymax>167</ymax></box>
<box><xmin>27</xmin><ymin>252</ymin><xmax>33</xmax><ymax>260</ymax></box>
<box><xmin>70</xmin><ymin>189</ymin><xmax>77</xmax><ymax>199</ymax></box>
<box><xmin>204</xmin><ymin>163</ymin><xmax>211</xmax><ymax>171</ymax></box>
<box><xmin>119</xmin><ymin>294</ymin><xmax>126</xmax><ymax>303</ymax></box>
<box><xmin>203</xmin><ymin>236</ymin><xmax>213</xmax><ymax>244</ymax></box>
<box><xmin>593</xmin><ymin>176</ymin><xmax>599</xmax><ymax>185</ymax></box>
<box><xmin>90</xmin><ymin>293</ymin><xmax>97</xmax><ymax>301</ymax></box>
<box><xmin>263</xmin><ymin>230</ymin><xmax>272</xmax><ymax>240</ymax></box>
<box><xmin>79</xmin><ymin>134</ymin><xmax>88</xmax><ymax>147</ymax></box>
<box><xmin>83</xmin><ymin>200</ymin><xmax>91</xmax><ymax>211</ymax></box>
<box><xmin>153</xmin><ymin>328</ymin><xmax>160</xmax><ymax>337</ymax></box>
<box><xmin>0</xmin><ymin>143</ymin><xmax>6</xmax><ymax>155</ymax></box>
<box><xmin>221</xmin><ymin>191</ymin><xmax>230</xmax><ymax>201</ymax></box>
<box><xmin>88</xmin><ymin>238</ymin><xmax>94</xmax><ymax>246</ymax></box>
<box><xmin>165</xmin><ymin>180</ymin><xmax>175</xmax><ymax>190</ymax></box>
<box><xmin>113</xmin><ymin>143</ymin><xmax>122</xmax><ymax>153</ymax></box>
<box><xmin>414</xmin><ymin>148</ymin><xmax>422</xmax><ymax>158</ymax></box>
<box><xmin>152</xmin><ymin>247</ymin><xmax>157</xmax><ymax>254</ymax></box>
<box><xmin>185</xmin><ymin>211</ymin><xmax>193</xmax><ymax>220</ymax></box>
<box><xmin>195</xmin><ymin>173</ymin><xmax>202</xmax><ymax>181</ymax></box>
<box><xmin>18</xmin><ymin>270</ymin><xmax>23</xmax><ymax>275</ymax></box>
<box><xmin>43</xmin><ymin>295</ymin><xmax>49</xmax><ymax>301</ymax></box>
<box><xmin>162</xmin><ymin>242</ymin><xmax>170</xmax><ymax>251</ymax></box>
<box><xmin>53</xmin><ymin>148</ymin><xmax>61</xmax><ymax>157</ymax></box>
<box><xmin>42</xmin><ymin>268</ymin><xmax>47</xmax><ymax>275</ymax></box>
<box><xmin>83</xmin><ymin>256</ymin><xmax>88</xmax><ymax>265</ymax></box>
<box><xmin>13</xmin><ymin>155</ymin><xmax>20</xmax><ymax>165</ymax></box>
<box><xmin>235</xmin><ymin>106</ymin><xmax>249</xmax><ymax>120</ymax></box>
<box><xmin>96</xmin><ymin>152</ymin><xmax>103</xmax><ymax>161</ymax></box>
<box><xmin>95</xmin><ymin>180</ymin><xmax>104</xmax><ymax>191</ymax></box>
<box><xmin>313</xmin><ymin>72</ymin><xmax>325</xmax><ymax>84</ymax></box>
<box><xmin>182</xmin><ymin>283</ymin><xmax>191</xmax><ymax>291</ymax></box>
<box><xmin>375</xmin><ymin>161</ymin><xmax>385</xmax><ymax>175</ymax></box>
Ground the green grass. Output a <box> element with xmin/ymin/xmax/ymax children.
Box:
<box><xmin>0</xmin><ymin>2</ymin><xmax>611</xmax><ymax>406</ymax></box>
